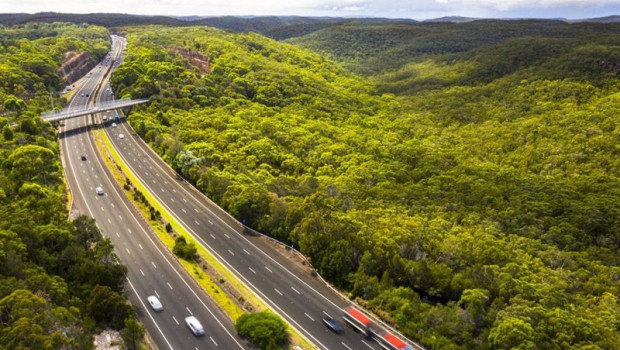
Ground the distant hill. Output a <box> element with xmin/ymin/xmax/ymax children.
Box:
<box><xmin>171</xmin><ymin>16</ymin><xmax>209</xmax><ymax>21</ymax></box>
<box><xmin>580</xmin><ymin>15</ymin><xmax>620</xmax><ymax>23</ymax></box>
<box><xmin>288</xmin><ymin>19</ymin><xmax>620</xmax><ymax>74</ymax></box>
<box><xmin>423</xmin><ymin>16</ymin><xmax>479</xmax><ymax>23</ymax></box>
<box><xmin>191</xmin><ymin>16</ymin><xmax>345</xmax><ymax>34</ymax></box>
<box><xmin>0</xmin><ymin>13</ymin><xmax>419</xmax><ymax>38</ymax></box>
<box><xmin>0</xmin><ymin>12</ymin><xmax>184</xmax><ymax>27</ymax></box>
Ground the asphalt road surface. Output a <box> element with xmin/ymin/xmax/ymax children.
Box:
<box><xmin>59</xmin><ymin>35</ymin><xmax>249</xmax><ymax>350</ymax></box>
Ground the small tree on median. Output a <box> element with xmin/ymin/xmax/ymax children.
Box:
<box><xmin>173</xmin><ymin>236</ymin><xmax>197</xmax><ymax>260</ymax></box>
<box><xmin>235</xmin><ymin>311</ymin><xmax>288</xmax><ymax>350</ymax></box>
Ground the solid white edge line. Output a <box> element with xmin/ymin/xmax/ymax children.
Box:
<box><xmin>95</xmin><ymin>104</ymin><xmax>246</xmax><ymax>350</ymax></box>
<box><xmin>127</xmin><ymin>278</ymin><xmax>174</xmax><ymax>350</ymax></box>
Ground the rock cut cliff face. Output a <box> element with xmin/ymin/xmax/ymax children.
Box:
<box><xmin>58</xmin><ymin>51</ymin><xmax>98</xmax><ymax>85</ymax></box>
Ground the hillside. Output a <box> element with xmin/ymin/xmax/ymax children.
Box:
<box><xmin>287</xmin><ymin>20</ymin><xmax>620</xmax><ymax>75</ymax></box>
<box><xmin>0</xmin><ymin>12</ymin><xmax>184</xmax><ymax>27</ymax></box>
<box><xmin>0</xmin><ymin>23</ymin><xmax>136</xmax><ymax>349</ymax></box>
<box><xmin>111</xmin><ymin>24</ymin><xmax>620</xmax><ymax>349</ymax></box>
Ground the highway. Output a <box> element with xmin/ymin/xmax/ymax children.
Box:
<box><xmin>59</xmin><ymin>35</ymin><xmax>249</xmax><ymax>350</ymax></box>
<box><xmin>99</xmin><ymin>37</ymin><xmax>395</xmax><ymax>350</ymax></box>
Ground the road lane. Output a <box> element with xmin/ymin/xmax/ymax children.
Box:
<box><xmin>101</xmin><ymin>45</ymin><xmax>391</xmax><ymax>350</ymax></box>
<box><xmin>59</xmin><ymin>35</ymin><xmax>248</xmax><ymax>350</ymax></box>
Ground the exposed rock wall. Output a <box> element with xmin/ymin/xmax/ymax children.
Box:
<box><xmin>169</xmin><ymin>47</ymin><xmax>211</xmax><ymax>74</ymax></box>
<box><xmin>58</xmin><ymin>51</ymin><xmax>98</xmax><ymax>86</ymax></box>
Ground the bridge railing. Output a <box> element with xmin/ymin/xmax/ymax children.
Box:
<box><xmin>41</xmin><ymin>98</ymin><xmax>148</xmax><ymax>122</ymax></box>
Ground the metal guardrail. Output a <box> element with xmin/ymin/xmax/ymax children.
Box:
<box><xmin>42</xmin><ymin>98</ymin><xmax>149</xmax><ymax>122</ymax></box>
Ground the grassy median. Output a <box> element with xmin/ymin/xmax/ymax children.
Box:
<box><xmin>93</xmin><ymin>123</ymin><xmax>316</xmax><ymax>349</ymax></box>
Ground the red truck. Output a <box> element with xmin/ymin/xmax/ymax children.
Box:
<box><xmin>343</xmin><ymin>307</ymin><xmax>373</xmax><ymax>338</ymax></box>
<box><xmin>376</xmin><ymin>332</ymin><xmax>416</xmax><ymax>350</ymax></box>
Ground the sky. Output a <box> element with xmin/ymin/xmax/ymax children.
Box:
<box><xmin>1</xmin><ymin>0</ymin><xmax>619</xmax><ymax>20</ymax></box>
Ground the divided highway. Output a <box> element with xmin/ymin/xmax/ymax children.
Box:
<box><xmin>99</xmin><ymin>37</ymin><xmax>403</xmax><ymax>350</ymax></box>
<box><xmin>59</xmin><ymin>36</ymin><xmax>248</xmax><ymax>350</ymax></box>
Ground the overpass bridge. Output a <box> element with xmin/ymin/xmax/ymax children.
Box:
<box><xmin>42</xmin><ymin>98</ymin><xmax>149</xmax><ymax>123</ymax></box>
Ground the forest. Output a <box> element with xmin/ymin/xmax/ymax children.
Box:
<box><xmin>111</xmin><ymin>22</ymin><xmax>619</xmax><ymax>349</ymax></box>
<box><xmin>0</xmin><ymin>23</ymin><xmax>141</xmax><ymax>349</ymax></box>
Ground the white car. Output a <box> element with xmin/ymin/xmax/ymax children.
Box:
<box><xmin>119</xmin><ymin>133</ymin><xmax>125</xmax><ymax>139</ymax></box>
<box><xmin>112</xmin><ymin>122</ymin><xmax>117</xmax><ymax>128</ymax></box>
<box><xmin>185</xmin><ymin>316</ymin><xmax>204</xmax><ymax>336</ymax></box>
<box><xmin>147</xmin><ymin>296</ymin><xmax>163</xmax><ymax>312</ymax></box>
<box><xmin>95</xmin><ymin>186</ymin><xmax>104</xmax><ymax>195</ymax></box>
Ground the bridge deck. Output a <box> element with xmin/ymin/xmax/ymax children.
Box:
<box><xmin>42</xmin><ymin>98</ymin><xmax>149</xmax><ymax>122</ymax></box>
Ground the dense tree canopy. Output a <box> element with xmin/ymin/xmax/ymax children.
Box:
<box><xmin>114</xmin><ymin>22</ymin><xmax>619</xmax><ymax>349</ymax></box>
<box><xmin>0</xmin><ymin>23</ymin><xmax>135</xmax><ymax>349</ymax></box>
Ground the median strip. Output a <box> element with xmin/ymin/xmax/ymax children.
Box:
<box><xmin>92</xmin><ymin>118</ymin><xmax>315</xmax><ymax>349</ymax></box>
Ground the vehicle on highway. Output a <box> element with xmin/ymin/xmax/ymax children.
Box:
<box><xmin>322</xmin><ymin>316</ymin><xmax>343</xmax><ymax>334</ymax></box>
<box><xmin>119</xmin><ymin>133</ymin><xmax>125</xmax><ymax>139</ymax></box>
<box><xmin>375</xmin><ymin>332</ymin><xmax>415</xmax><ymax>350</ymax></box>
<box><xmin>81</xmin><ymin>155</ymin><xmax>87</xmax><ymax>161</ymax></box>
<box><xmin>343</xmin><ymin>307</ymin><xmax>373</xmax><ymax>338</ymax></box>
<box><xmin>147</xmin><ymin>296</ymin><xmax>163</xmax><ymax>312</ymax></box>
<box><xmin>112</xmin><ymin>122</ymin><xmax>117</xmax><ymax>128</ymax></box>
<box><xmin>103</xmin><ymin>115</ymin><xmax>108</xmax><ymax>121</ymax></box>
<box><xmin>185</xmin><ymin>316</ymin><xmax>205</xmax><ymax>336</ymax></box>
<box><xmin>95</xmin><ymin>186</ymin><xmax>104</xmax><ymax>195</ymax></box>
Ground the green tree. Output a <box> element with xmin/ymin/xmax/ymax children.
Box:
<box><xmin>172</xmin><ymin>236</ymin><xmax>197</xmax><ymax>260</ymax></box>
<box><xmin>86</xmin><ymin>285</ymin><xmax>133</xmax><ymax>330</ymax></box>
<box><xmin>121</xmin><ymin>317</ymin><xmax>145</xmax><ymax>350</ymax></box>
<box><xmin>2</xmin><ymin>125</ymin><xmax>13</xmax><ymax>140</ymax></box>
<box><xmin>489</xmin><ymin>317</ymin><xmax>535</xmax><ymax>350</ymax></box>
<box><xmin>235</xmin><ymin>311</ymin><xmax>288</xmax><ymax>350</ymax></box>
<box><xmin>8</xmin><ymin>144</ymin><xmax>58</xmax><ymax>185</ymax></box>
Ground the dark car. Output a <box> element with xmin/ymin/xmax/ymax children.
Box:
<box><xmin>81</xmin><ymin>155</ymin><xmax>87</xmax><ymax>161</ymax></box>
<box><xmin>322</xmin><ymin>317</ymin><xmax>343</xmax><ymax>334</ymax></box>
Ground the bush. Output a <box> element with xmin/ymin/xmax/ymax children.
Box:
<box><xmin>172</xmin><ymin>236</ymin><xmax>197</xmax><ymax>260</ymax></box>
<box><xmin>235</xmin><ymin>311</ymin><xmax>288</xmax><ymax>350</ymax></box>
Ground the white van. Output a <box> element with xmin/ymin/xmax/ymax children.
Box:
<box><xmin>185</xmin><ymin>316</ymin><xmax>204</xmax><ymax>336</ymax></box>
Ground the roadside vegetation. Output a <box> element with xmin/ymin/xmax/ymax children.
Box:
<box><xmin>0</xmin><ymin>23</ymin><xmax>145</xmax><ymax>349</ymax></box>
<box><xmin>113</xmin><ymin>23</ymin><xmax>620</xmax><ymax>349</ymax></box>
<box><xmin>235</xmin><ymin>311</ymin><xmax>289</xmax><ymax>350</ymax></box>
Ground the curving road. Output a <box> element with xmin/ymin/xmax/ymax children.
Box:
<box><xmin>59</xmin><ymin>35</ymin><xmax>249</xmax><ymax>350</ymax></box>
<box><xmin>98</xmin><ymin>36</ymin><xmax>405</xmax><ymax>350</ymax></box>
